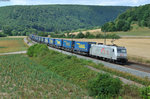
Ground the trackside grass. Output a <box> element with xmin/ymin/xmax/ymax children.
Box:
<box><xmin>0</xmin><ymin>55</ymin><xmax>89</xmax><ymax>98</ymax></box>
<box><xmin>34</xmin><ymin>50</ymin><xmax>98</xmax><ymax>88</ymax></box>
<box><xmin>0</xmin><ymin>38</ymin><xmax>27</xmax><ymax>53</ymax></box>
<box><xmin>29</xmin><ymin>44</ymin><xmax>148</xmax><ymax>99</ymax></box>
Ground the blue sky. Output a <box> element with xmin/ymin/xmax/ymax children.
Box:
<box><xmin>0</xmin><ymin>0</ymin><xmax>150</xmax><ymax>7</ymax></box>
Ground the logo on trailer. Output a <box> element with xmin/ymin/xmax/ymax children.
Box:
<box><xmin>64</xmin><ymin>41</ymin><xmax>70</xmax><ymax>46</ymax></box>
<box><xmin>77</xmin><ymin>43</ymin><xmax>85</xmax><ymax>49</ymax></box>
<box><xmin>57</xmin><ymin>40</ymin><xmax>61</xmax><ymax>45</ymax></box>
<box><xmin>50</xmin><ymin>40</ymin><xmax>53</xmax><ymax>43</ymax></box>
<box><xmin>45</xmin><ymin>39</ymin><xmax>48</xmax><ymax>43</ymax></box>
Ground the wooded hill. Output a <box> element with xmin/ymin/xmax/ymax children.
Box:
<box><xmin>101</xmin><ymin>4</ymin><xmax>150</xmax><ymax>32</ymax></box>
<box><xmin>0</xmin><ymin>5</ymin><xmax>129</xmax><ymax>36</ymax></box>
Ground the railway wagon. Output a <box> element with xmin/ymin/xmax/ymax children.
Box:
<box><xmin>44</xmin><ymin>37</ymin><xmax>50</xmax><ymax>45</ymax></box>
<box><xmin>90</xmin><ymin>44</ymin><xmax>127</xmax><ymax>63</ymax></box>
<box><xmin>31</xmin><ymin>35</ymin><xmax>35</xmax><ymax>40</ymax></box>
<box><xmin>30</xmin><ymin>34</ymin><xmax>34</xmax><ymax>40</ymax></box>
<box><xmin>74</xmin><ymin>41</ymin><xmax>96</xmax><ymax>54</ymax></box>
<box><xmin>37</xmin><ymin>36</ymin><xmax>41</xmax><ymax>43</ymax></box>
<box><xmin>63</xmin><ymin>40</ymin><xmax>75</xmax><ymax>51</ymax></box>
<box><xmin>34</xmin><ymin>36</ymin><xmax>36</xmax><ymax>41</ymax></box>
<box><xmin>55</xmin><ymin>39</ymin><xmax>63</xmax><ymax>48</ymax></box>
<box><xmin>35</xmin><ymin>36</ymin><xmax>39</xmax><ymax>42</ymax></box>
<box><xmin>49</xmin><ymin>38</ymin><xmax>55</xmax><ymax>46</ymax></box>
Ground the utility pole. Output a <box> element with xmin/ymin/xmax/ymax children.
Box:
<box><xmin>104</xmin><ymin>31</ymin><xmax>106</xmax><ymax>45</ymax></box>
<box><xmin>71</xmin><ymin>32</ymin><xmax>73</xmax><ymax>56</ymax></box>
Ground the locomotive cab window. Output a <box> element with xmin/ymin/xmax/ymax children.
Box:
<box><xmin>117</xmin><ymin>48</ymin><xmax>126</xmax><ymax>53</ymax></box>
<box><xmin>112</xmin><ymin>49</ymin><xmax>114</xmax><ymax>52</ymax></box>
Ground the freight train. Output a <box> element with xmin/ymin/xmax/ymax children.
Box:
<box><xmin>29</xmin><ymin>34</ymin><xmax>128</xmax><ymax>64</ymax></box>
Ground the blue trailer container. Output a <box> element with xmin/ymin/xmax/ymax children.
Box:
<box><xmin>49</xmin><ymin>38</ymin><xmax>55</xmax><ymax>45</ymax></box>
<box><xmin>39</xmin><ymin>37</ymin><xmax>42</xmax><ymax>42</ymax></box>
<box><xmin>63</xmin><ymin>40</ymin><xmax>74</xmax><ymax>49</ymax></box>
<box><xmin>55</xmin><ymin>39</ymin><xmax>63</xmax><ymax>47</ymax></box>
<box><xmin>44</xmin><ymin>37</ymin><xmax>50</xmax><ymax>44</ymax></box>
<box><xmin>33</xmin><ymin>35</ymin><xmax>36</xmax><ymax>40</ymax></box>
<box><xmin>74</xmin><ymin>41</ymin><xmax>96</xmax><ymax>53</ymax></box>
<box><xmin>37</xmin><ymin>36</ymin><xmax>40</xmax><ymax>42</ymax></box>
<box><xmin>36</xmin><ymin>36</ymin><xmax>39</xmax><ymax>41</ymax></box>
<box><xmin>31</xmin><ymin>35</ymin><xmax>34</xmax><ymax>40</ymax></box>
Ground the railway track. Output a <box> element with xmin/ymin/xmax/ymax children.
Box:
<box><xmin>26</xmin><ymin>38</ymin><xmax>150</xmax><ymax>79</ymax></box>
<box><xmin>125</xmin><ymin>62</ymin><xmax>150</xmax><ymax>73</ymax></box>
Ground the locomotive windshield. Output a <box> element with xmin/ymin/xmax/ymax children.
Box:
<box><xmin>117</xmin><ymin>48</ymin><xmax>126</xmax><ymax>53</ymax></box>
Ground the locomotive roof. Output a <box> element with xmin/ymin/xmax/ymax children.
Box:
<box><xmin>92</xmin><ymin>44</ymin><xmax>125</xmax><ymax>48</ymax></box>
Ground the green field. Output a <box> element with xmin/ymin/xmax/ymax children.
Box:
<box><xmin>0</xmin><ymin>38</ymin><xmax>27</xmax><ymax>53</ymax></box>
<box><xmin>0</xmin><ymin>54</ymin><xmax>89</xmax><ymax>98</ymax></box>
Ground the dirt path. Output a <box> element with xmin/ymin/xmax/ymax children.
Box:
<box><xmin>0</xmin><ymin>51</ymin><xmax>26</xmax><ymax>56</ymax></box>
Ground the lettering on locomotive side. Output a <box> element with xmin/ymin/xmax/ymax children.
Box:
<box><xmin>77</xmin><ymin>43</ymin><xmax>85</xmax><ymax>49</ymax></box>
<box><xmin>101</xmin><ymin>48</ymin><xmax>105</xmax><ymax>54</ymax></box>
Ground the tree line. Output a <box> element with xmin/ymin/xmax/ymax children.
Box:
<box><xmin>0</xmin><ymin>5</ymin><xmax>129</xmax><ymax>36</ymax></box>
<box><xmin>101</xmin><ymin>4</ymin><xmax>150</xmax><ymax>32</ymax></box>
<box><xmin>51</xmin><ymin>32</ymin><xmax>120</xmax><ymax>39</ymax></box>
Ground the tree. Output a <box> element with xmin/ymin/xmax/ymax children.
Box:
<box><xmin>12</xmin><ymin>30</ymin><xmax>18</xmax><ymax>36</ymax></box>
<box><xmin>85</xmin><ymin>32</ymin><xmax>90</xmax><ymax>38</ymax></box>
<box><xmin>108</xmin><ymin>22</ymin><xmax>116</xmax><ymax>31</ymax></box>
<box><xmin>2</xmin><ymin>25</ymin><xmax>12</xmax><ymax>36</ymax></box>
<box><xmin>0</xmin><ymin>32</ymin><xmax>7</xmax><ymax>37</ymax></box>
<box><xmin>0</xmin><ymin>5</ymin><xmax>129</xmax><ymax>35</ymax></box>
<box><xmin>75</xmin><ymin>32</ymin><xmax>85</xmax><ymax>38</ymax></box>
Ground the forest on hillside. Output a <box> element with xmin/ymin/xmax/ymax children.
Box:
<box><xmin>101</xmin><ymin>4</ymin><xmax>150</xmax><ymax>32</ymax></box>
<box><xmin>0</xmin><ymin>5</ymin><xmax>129</xmax><ymax>36</ymax></box>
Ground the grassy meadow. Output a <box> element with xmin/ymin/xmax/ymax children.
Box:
<box><xmin>114</xmin><ymin>24</ymin><xmax>150</xmax><ymax>36</ymax></box>
<box><xmin>0</xmin><ymin>54</ymin><xmax>89</xmax><ymax>98</ymax></box>
<box><xmin>67</xmin><ymin>24</ymin><xmax>150</xmax><ymax>36</ymax></box>
<box><xmin>0</xmin><ymin>38</ymin><xmax>27</xmax><ymax>53</ymax></box>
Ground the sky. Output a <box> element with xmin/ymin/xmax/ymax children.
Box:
<box><xmin>0</xmin><ymin>0</ymin><xmax>150</xmax><ymax>7</ymax></box>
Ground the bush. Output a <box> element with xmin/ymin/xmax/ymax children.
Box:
<box><xmin>27</xmin><ymin>44</ymin><xmax>49</xmax><ymax>57</ymax></box>
<box><xmin>87</xmin><ymin>73</ymin><xmax>122</xmax><ymax>98</ymax></box>
<box><xmin>140</xmin><ymin>86</ymin><xmax>150</xmax><ymax>99</ymax></box>
<box><xmin>75</xmin><ymin>32</ymin><xmax>85</xmax><ymax>38</ymax></box>
<box><xmin>0</xmin><ymin>33</ymin><xmax>7</xmax><ymax>37</ymax></box>
<box><xmin>85</xmin><ymin>32</ymin><xmax>95</xmax><ymax>38</ymax></box>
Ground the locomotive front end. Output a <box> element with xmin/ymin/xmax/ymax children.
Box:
<box><xmin>116</xmin><ymin>47</ymin><xmax>128</xmax><ymax>63</ymax></box>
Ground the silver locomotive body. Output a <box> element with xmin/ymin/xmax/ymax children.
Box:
<box><xmin>90</xmin><ymin>44</ymin><xmax>127</xmax><ymax>63</ymax></box>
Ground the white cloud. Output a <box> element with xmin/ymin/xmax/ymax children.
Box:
<box><xmin>11</xmin><ymin>0</ymin><xmax>27</xmax><ymax>5</ymax></box>
<box><xmin>1</xmin><ymin>0</ymin><xmax>150</xmax><ymax>6</ymax></box>
<box><xmin>99</xmin><ymin>0</ymin><xmax>150</xmax><ymax>6</ymax></box>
